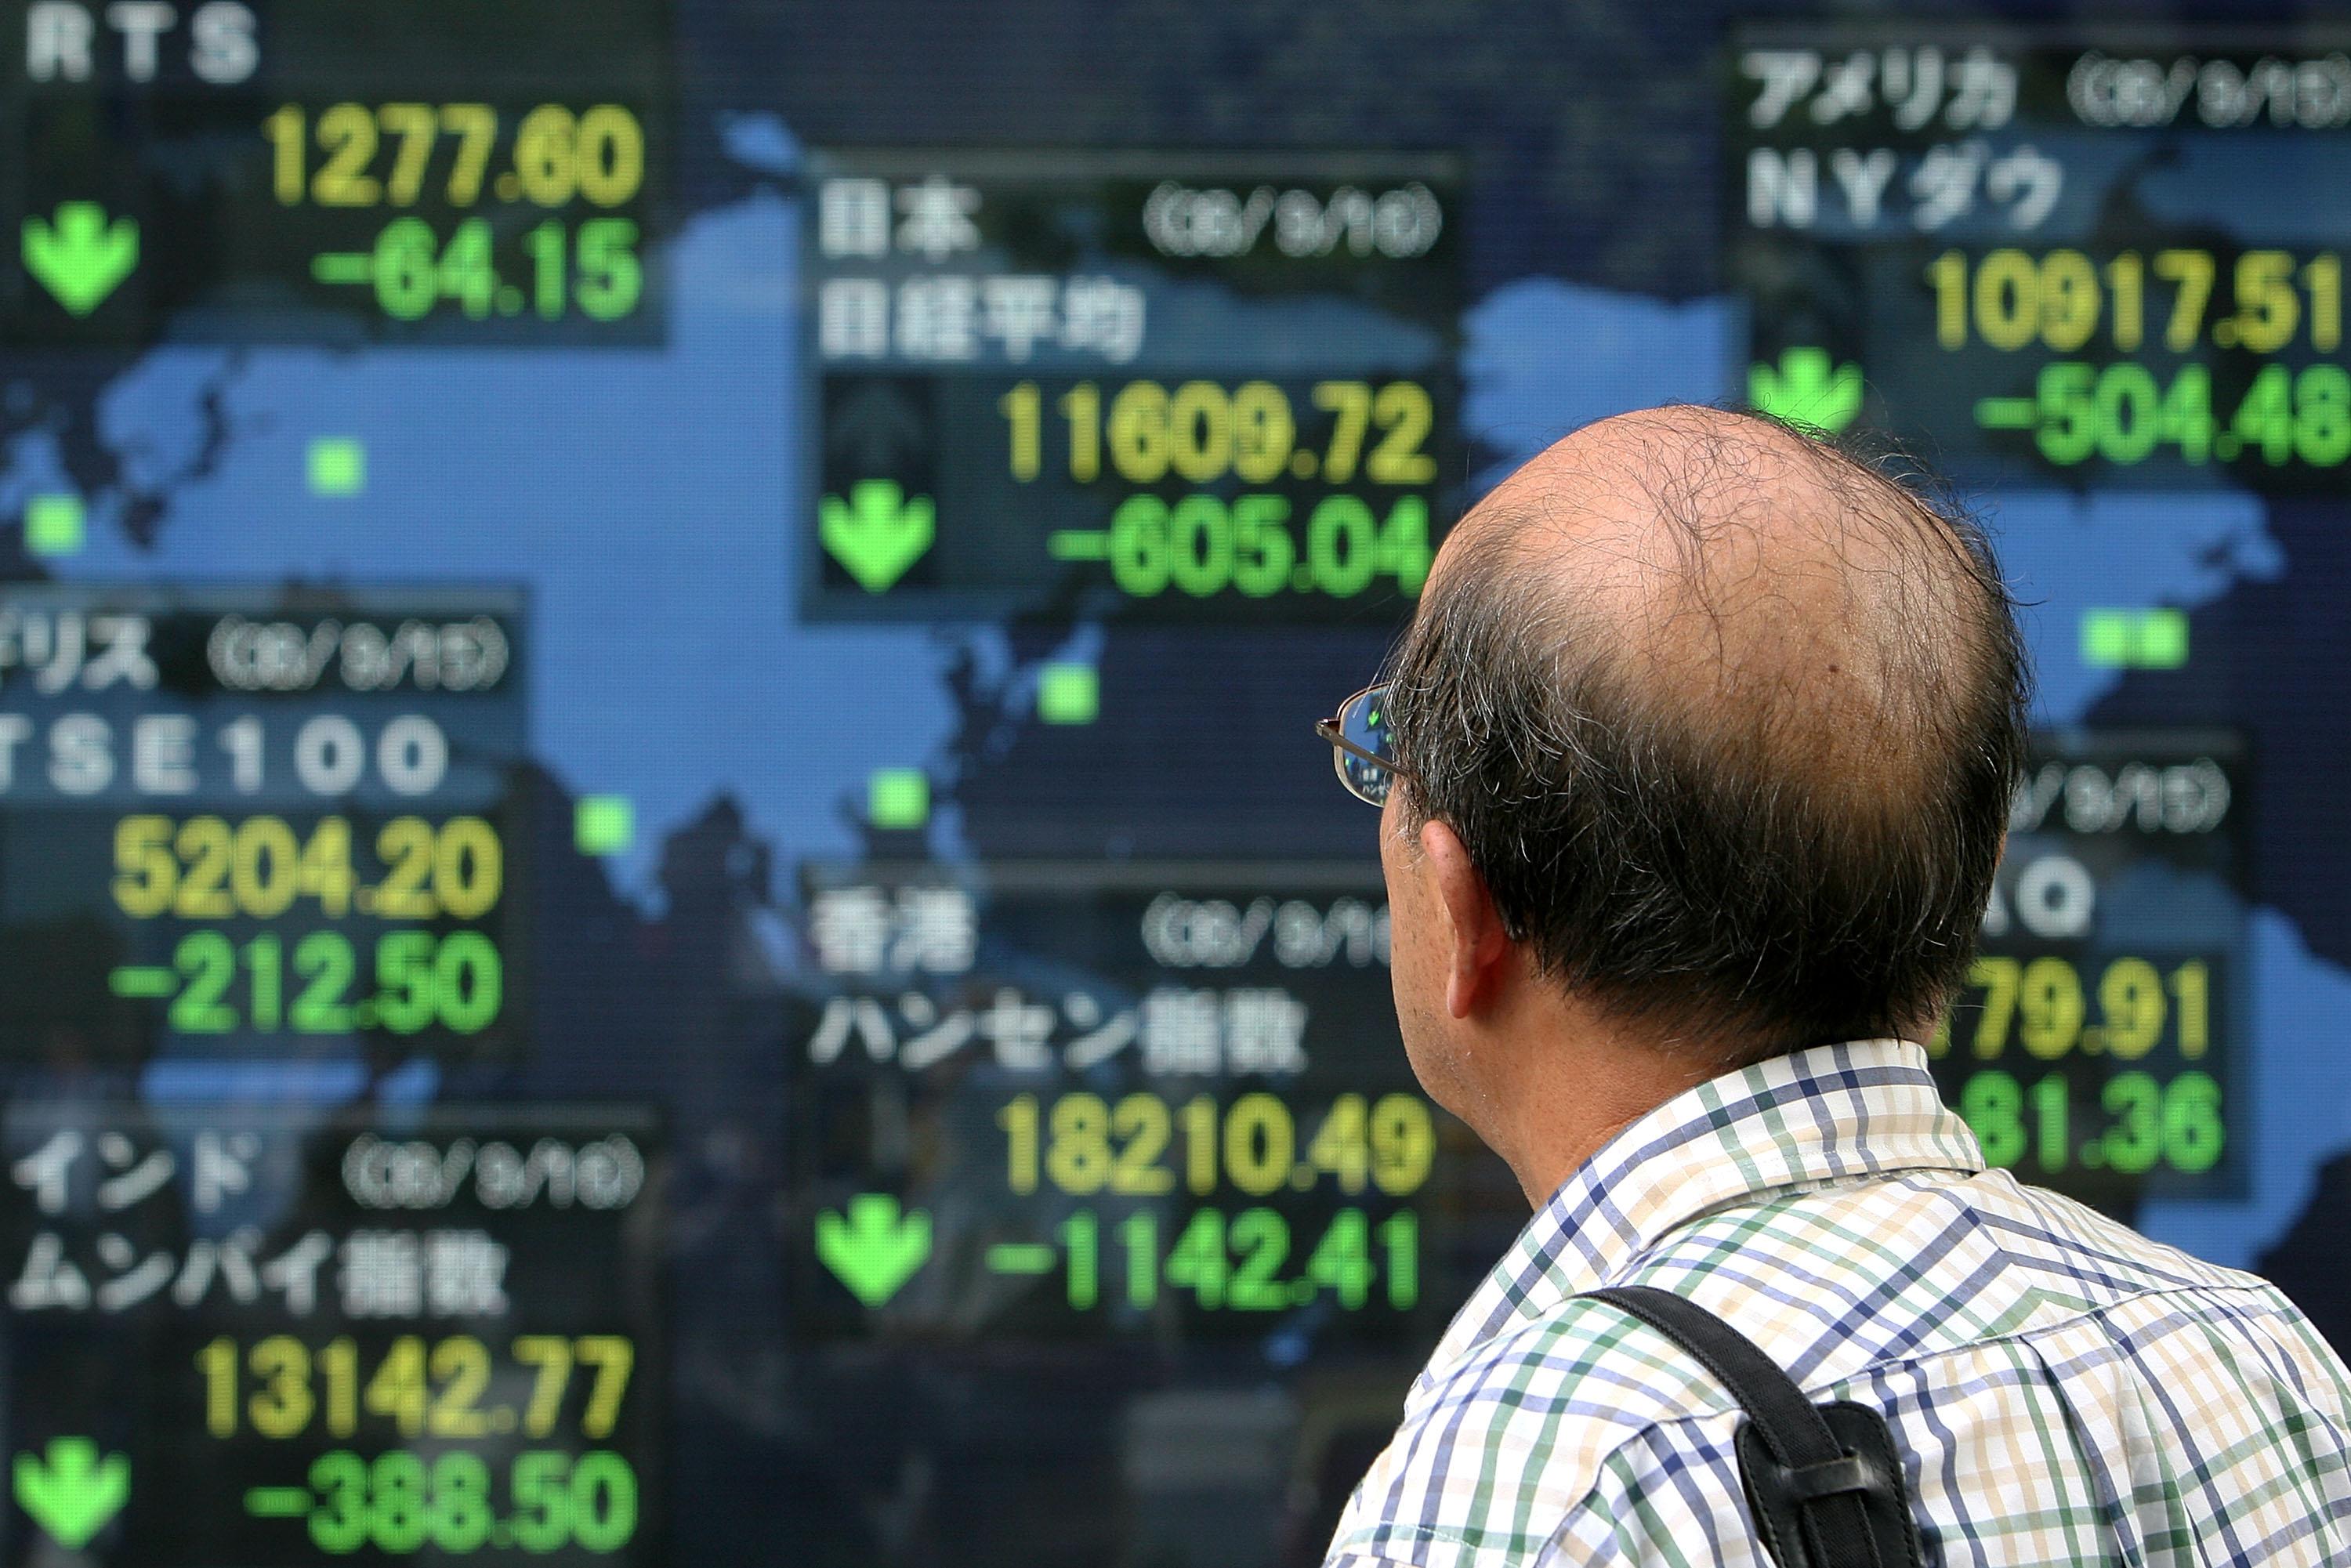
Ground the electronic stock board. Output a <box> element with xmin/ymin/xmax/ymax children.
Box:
<box><xmin>0</xmin><ymin>3</ymin><xmax>675</xmax><ymax>1563</ymax></box>
<box><xmin>1726</xmin><ymin>29</ymin><xmax>2316</xmax><ymax>1207</ymax></box>
<box><xmin>803</xmin><ymin>153</ymin><xmax>1461</xmax><ymax>621</ymax></box>
<box><xmin>5</xmin><ymin>0</ymin><xmax>669</xmax><ymax>344</ymax></box>
<box><xmin>0</xmin><ymin>8</ymin><xmax>2334</xmax><ymax>1568</ymax></box>
<box><xmin>1735</xmin><ymin>29</ymin><xmax>2351</xmax><ymax>491</ymax></box>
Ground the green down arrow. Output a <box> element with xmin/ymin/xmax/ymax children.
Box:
<box><xmin>816</xmin><ymin>1193</ymin><xmax>932</xmax><ymax>1307</ymax></box>
<box><xmin>820</xmin><ymin>480</ymin><xmax>935</xmax><ymax>593</ymax></box>
<box><xmin>1748</xmin><ymin>347</ymin><xmax>1863</xmax><ymax>435</ymax></box>
<box><xmin>15</xmin><ymin>1438</ymin><xmax>129</xmax><ymax>1549</ymax></box>
<box><xmin>22</xmin><ymin>204</ymin><xmax>139</xmax><ymax>317</ymax></box>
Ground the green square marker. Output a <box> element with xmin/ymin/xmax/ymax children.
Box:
<box><xmin>24</xmin><ymin>494</ymin><xmax>84</xmax><ymax>557</ymax></box>
<box><xmin>1037</xmin><ymin>662</ymin><xmax>1099</xmax><ymax>725</ymax></box>
<box><xmin>574</xmin><ymin>795</ymin><xmax>635</xmax><ymax>856</ymax></box>
<box><xmin>2080</xmin><ymin>609</ymin><xmax>2134</xmax><ymax>668</ymax></box>
<box><xmin>868</xmin><ymin>768</ymin><xmax>930</xmax><ymax>829</ymax></box>
<box><xmin>2136</xmin><ymin>608</ymin><xmax>2189</xmax><ymax>669</ymax></box>
<box><xmin>308</xmin><ymin>437</ymin><xmax>366</xmax><ymax>497</ymax></box>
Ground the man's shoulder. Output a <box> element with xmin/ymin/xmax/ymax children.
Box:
<box><xmin>1324</xmin><ymin>1298</ymin><xmax>1738</xmax><ymax>1568</ymax></box>
<box><xmin>1418</xmin><ymin>1289</ymin><xmax>1745</xmax><ymax>1428</ymax></box>
<box><xmin>1325</xmin><ymin>1169</ymin><xmax>2351</xmax><ymax>1567</ymax></box>
<box><xmin>1625</xmin><ymin>1166</ymin><xmax>2335</xmax><ymax>1400</ymax></box>
<box><xmin>1682</xmin><ymin>1165</ymin><xmax>2294</xmax><ymax>1316</ymax></box>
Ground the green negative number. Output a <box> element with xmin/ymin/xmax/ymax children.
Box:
<box><xmin>1163</xmin><ymin>1208</ymin><xmax>1229</xmax><ymax>1309</ymax></box>
<box><xmin>373</xmin><ymin>930</ymin><xmax>502</xmax><ymax>1034</ymax></box>
<box><xmin>170</xmin><ymin>930</ymin><xmax>238</xmax><ymax>1033</ymax></box>
<box><xmin>370</xmin><ymin>1450</ymin><xmax>428</xmax><ymax>1552</ymax></box>
<box><xmin>373</xmin><ymin>218</ymin><xmax>441</xmax><ymax>319</ymax></box>
<box><xmin>2288</xmin><ymin>365</ymin><xmax>2351</xmax><ymax>465</ymax></box>
<box><xmin>305</xmin><ymin>1449</ymin><xmax>632</xmax><ymax>1555</ymax></box>
<box><xmin>510</xmin><ymin>1450</ymin><xmax>639</xmax><ymax>1552</ymax></box>
<box><xmin>575</xmin><ymin>219</ymin><xmax>643</xmax><ymax>321</ymax></box>
<box><xmin>1962</xmin><ymin>1069</ymin><xmax>2226</xmax><ymax>1177</ymax></box>
<box><xmin>1306</xmin><ymin>496</ymin><xmax>1378</xmax><ymax>596</ymax></box>
<box><xmin>1226</xmin><ymin>1208</ymin><xmax>1291</xmax><ymax>1309</ymax></box>
<box><xmin>524</xmin><ymin>216</ymin><xmax>643</xmax><ymax>322</ymax></box>
<box><xmin>2034</xmin><ymin>362</ymin><xmax>2211</xmax><ymax>465</ymax></box>
<box><xmin>1105</xmin><ymin>493</ymin><xmax>1429</xmax><ymax>599</ymax></box>
<box><xmin>427</xmin><ymin>1452</ymin><xmax>491</xmax><ymax>1552</ymax></box>
<box><xmin>372</xmin><ymin>218</ymin><xmax>496</xmax><ymax>320</ymax></box>
<box><xmin>2100</xmin><ymin>1071</ymin><xmax>2161</xmax><ymax>1174</ymax></box>
<box><xmin>2158</xmin><ymin>1070</ymin><xmax>2226</xmax><ymax>1174</ymax></box>
<box><xmin>1379</xmin><ymin>1209</ymin><xmax>1419</xmax><ymax>1309</ymax></box>
<box><xmin>1172</xmin><ymin>494</ymin><xmax>1237</xmax><ymax>596</ymax></box>
<box><xmin>291</xmin><ymin>931</ymin><xmax>358</xmax><ymax>1033</ymax></box>
<box><xmin>2096</xmin><ymin>1071</ymin><xmax>2224</xmax><ymax>1176</ymax></box>
<box><xmin>568</xmin><ymin>1451</ymin><xmax>639</xmax><ymax>1553</ymax></box>
<box><xmin>1960</xmin><ymin>1070</ymin><xmax>2027</xmax><ymax>1168</ymax></box>
<box><xmin>161</xmin><ymin>930</ymin><xmax>498</xmax><ymax>1035</ymax></box>
<box><xmin>367</xmin><ymin>217</ymin><xmax>640</xmax><ymax>323</ymax></box>
<box><xmin>305</xmin><ymin>1450</ymin><xmax>432</xmax><ymax>1554</ymax></box>
<box><xmin>1081</xmin><ymin>1206</ymin><xmax>1420</xmax><ymax>1313</ymax></box>
<box><xmin>1302</xmin><ymin>1208</ymin><xmax>1372</xmax><ymax>1308</ymax></box>
<box><xmin>2032</xmin><ymin>361</ymin><xmax>2351</xmax><ymax>468</ymax></box>
<box><xmin>308</xmin><ymin>1450</ymin><xmax>369</xmax><ymax>1554</ymax></box>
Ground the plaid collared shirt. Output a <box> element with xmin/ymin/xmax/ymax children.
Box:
<box><xmin>1325</xmin><ymin>1039</ymin><xmax>2351</xmax><ymax>1566</ymax></box>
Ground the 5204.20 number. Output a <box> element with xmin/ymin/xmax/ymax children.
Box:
<box><xmin>114</xmin><ymin>814</ymin><xmax>500</xmax><ymax>922</ymax></box>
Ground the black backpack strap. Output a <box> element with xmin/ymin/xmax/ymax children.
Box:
<box><xmin>1584</xmin><ymin>1284</ymin><xmax>1924</xmax><ymax>1568</ymax></box>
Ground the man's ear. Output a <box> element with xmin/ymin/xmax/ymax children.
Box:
<box><xmin>1417</xmin><ymin>818</ymin><xmax>1512</xmax><ymax>1019</ymax></box>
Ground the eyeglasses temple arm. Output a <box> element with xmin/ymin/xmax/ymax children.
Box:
<box><xmin>1315</xmin><ymin>719</ymin><xmax>1418</xmax><ymax>782</ymax></box>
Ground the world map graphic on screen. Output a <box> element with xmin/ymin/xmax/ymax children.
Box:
<box><xmin>0</xmin><ymin>5</ymin><xmax>2346</xmax><ymax>1565</ymax></box>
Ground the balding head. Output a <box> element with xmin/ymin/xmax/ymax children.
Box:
<box><xmin>1386</xmin><ymin>406</ymin><xmax>2027</xmax><ymax>1058</ymax></box>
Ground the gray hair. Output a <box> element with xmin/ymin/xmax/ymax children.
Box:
<box><xmin>1384</xmin><ymin>410</ymin><xmax>2030</xmax><ymax>1060</ymax></box>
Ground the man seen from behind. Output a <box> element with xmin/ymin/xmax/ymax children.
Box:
<box><xmin>1316</xmin><ymin>405</ymin><xmax>2351</xmax><ymax>1566</ymax></box>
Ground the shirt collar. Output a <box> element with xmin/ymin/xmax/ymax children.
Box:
<box><xmin>1418</xmin><ymin>1038</ymin><xmax>1984</xmax><ymax>1391</ymax></box>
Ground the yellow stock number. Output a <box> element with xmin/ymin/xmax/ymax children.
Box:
<box><xmin>263</xmin><ymin>102</ymin><xmax>644</xmax><ymax>209</ymax></box>
<box><xmin>113</xmin><ymin>814</ymin><xmax>501</xmax><ymax>922</ymax></box>
<box><xmin>1000</xmin><ymin>379</ymin><xmax>1437</xmax><ymax>488</ymax></box>
<box><xmin>1929</xmin><ymin>248</ymin><xmax>2343</xmax><ymax>357</ymax></box>
<box><xmin>997</xmin><ymin>1091</ymin><xmax>1435</xmax><ymax>1198</ymax></box>
<box><xmin>197</xmin><ymin>1334</ymin><xmax>633</xmax><ymax>1440</ymax></box>
<box><xmin>1929</xmin><ymin>956</ymin><xmax>2211</xmax><ymax>1063</ymax></box>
